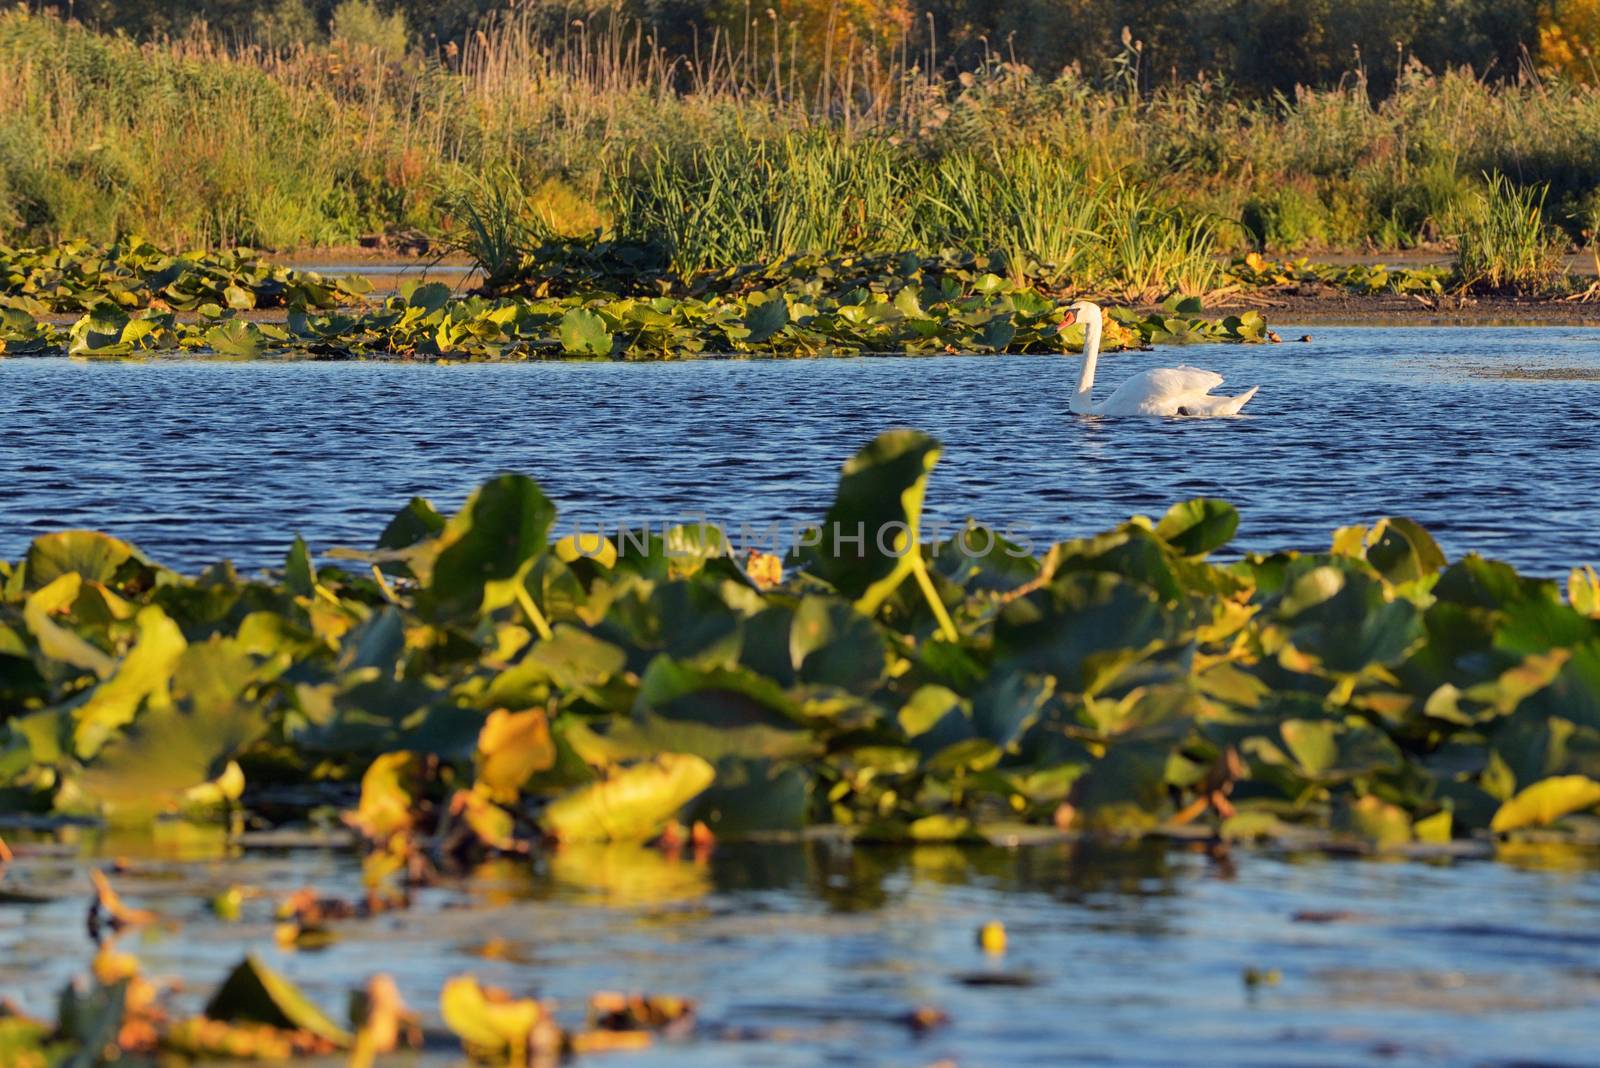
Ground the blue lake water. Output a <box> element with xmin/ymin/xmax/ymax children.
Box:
<box><xmin>2</xmin><ymin>324</ymin><xmax>1598</xmax><ymax>574</ymax></box>
<box><xmin>2</xmin><ymin>838</ymin><xmax>1600</xmax><ymax>1067</ymax></box>
<box><xmin>5</xmin><ymin>325</ymin><xmax>1600</xmax><ymax>1064</ymax></box>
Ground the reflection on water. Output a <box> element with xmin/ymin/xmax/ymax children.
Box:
<box><xmin>4</xmin><ymin>325</ymin><xmax>1600</xmax><ymax>575</ymax></box>
<box><xmin>546</xmin><ymin>843</ymin><xmax>714</xmax><ymax>906</ymax></box>
<box><xmin>3</xmin><ymin>835</ymin><xmax>1600</xmax><ymax>1066</ymax></box>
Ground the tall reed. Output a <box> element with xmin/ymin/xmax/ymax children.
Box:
<box><xmin>1100</xmin><ymin>186</ymin><xmax>1221</xmax><ymax>300</ymax></box>
<box><xmin>916</xmin><ymin>149</ymin><xmax>1103</xmax><ymax>284</ymax></box>
<box><xmin>604</xmin><ymin>130</ymin><xmax>1223</xmax><ymax>296</ymax></box>
<box><xmin>605</xmin><ymin>130</ymin><xmax>915</xmax><ymax>275</ymax></box>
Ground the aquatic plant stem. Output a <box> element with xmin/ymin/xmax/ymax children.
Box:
<box><xmin>514</xmin><ymin>583</ymin><xmax>556</xmax><ymax>642</ymax></box>
<box><xmin>911</xmin><ymin>555</ymin><xmax>960</xmax><ymax>642</ymax></box>
<box><xmin>370</xmin><ymin>565</ymin><xmax>398</xmax><ymax>603</ymax></box>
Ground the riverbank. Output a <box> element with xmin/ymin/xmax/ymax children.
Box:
<box><xmin>281</xmin><ymin>251</ymin><xmax>1600</xmax><ymax>328</ymax></box>
<box><xmin>1209</xmin><ymin>289</ymin><xmax>1600</xmax><ymax>326</ymax></box>
<box><xmin>289</xmin><ymin>258</ymin><xmax>1600</xmax><ymax>330</ymax></box>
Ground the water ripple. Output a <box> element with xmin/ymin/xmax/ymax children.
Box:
<box><xmin>2</xmin><ymin>325</ymin><xmax>1596</xmax><ymax>574</ymax></box>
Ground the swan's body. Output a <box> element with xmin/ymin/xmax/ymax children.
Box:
<box><xmin>1063</xmin><ymin>301</ymin><xmax>1257</xmax><ymax>417</ymax></box>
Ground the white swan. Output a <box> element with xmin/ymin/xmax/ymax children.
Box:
<box><xmin>1062</xmin><ymin>300</ymin><xmax>1258</xmax><ymax>417</ymax></box>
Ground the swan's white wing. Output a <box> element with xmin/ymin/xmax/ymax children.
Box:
<box><xmin>1148</xmin><ymin>365</ymin><xmax>1224</xmax><ymax>395</ymax></box>
<box><xmin>1099</xmin><ymin>365</ymin><xmax>1224</xmax><ymax>415</ymax></box>
<box><xmin>1183</xmin><ymin>385</ymin><xmax>1258</xmax><ymax>417</ymax></box>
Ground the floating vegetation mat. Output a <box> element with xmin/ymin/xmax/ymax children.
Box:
<box><xmin>0</xmin><ymin>237</ymin><xmax>371</xmax><ymax>316</ymax></box>
<box><xmin>1465</xmin><ymin>365</ymin><xmax>1600</xmax><ymax>381</ymax></box>
<box><xmin>4</xmin><ymin>429</ymin><xmax>1599</xmax><ymax>841</ymax></box>
<box><xmin>0</xmin><ymin>282</ymin><xmax>1268</xmax><ymax>360</ymax></box>
<box><xmin>1227</xmin><ymin>253</ymin><xmax>1453</xmax><ymax>296</ymax></box>
<box><xmin>4</xmin><ymin>429</ymin><xmax>1600</xmax><ymax>1060</ymax></box>
<box><xmin>13</xmin><ymin>236</ymin><xmax>1515</xmax><ymax>360</ymax></box>
<box><xmin>505</xmin><ymin>241</ymin><xmax>1460</xmax><ymax>304</ymax></box>
<box><xmin>0</xmin><ymin>239</ymin><xmax>1283</xmax><ymax>360</ymax></box>
<box><xmin>0</xmin><ymin>236</ymin><xmax>1583</xmax><ymax>365</ymax></box>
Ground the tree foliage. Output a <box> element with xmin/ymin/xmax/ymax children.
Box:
<box><xmin>1541</xmin><ymin>0</ymin><xmax>1600</xmax><ymax>83</ymax></box>
<box><xmin>32</xmin><ymin>0</ymin><xmax>1557</xmax><ymax>95</ymax></box>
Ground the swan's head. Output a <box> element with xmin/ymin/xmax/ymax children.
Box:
<box><xmin>1059</xmin><ymin>299</ymin><xmax>1103</xmax><ymax>332</ymax></box>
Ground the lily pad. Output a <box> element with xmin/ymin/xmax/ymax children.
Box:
<box><xmin>1490</xmin><ymin>775</ymin><xmax>1600</xmax><ymax>833</ymax></box>
<box><xmin>560</xmin><ymin>308</ymin><xmax>613</xmax><ymax>356</ymax></box>
<box><xmin>796</xmin><ymin>429</ymin><xmax>941</xmax><ymax>614</ymax></box>
<box><xmin>541</xmin><ymin>753</ymin><xmax>715</xmax><ymax>842</ymax></box>
<box><xmin>24</xmin><ymin>531</ymin><xmax>139</xmax><ymax>589</ymax></box>
<box><xmin>1155</xmin><ymin>499</ymin><xmax>1238</xmax><ymax>557</ymax></box>
<box><xmin>204</xmin><ymin>955</ymin><xmax>352</xmax><ymax>1047</ymax></box>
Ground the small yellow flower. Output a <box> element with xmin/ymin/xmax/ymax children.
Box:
<box><xmin>745</xmin><ymin>551</ymin><xmax>783</xmax><ymax>590</ymax></box>
<box><xmin>977</xmin><ymin>920</ymin><xmax>1007</xmax><ymax>955</ymax></box>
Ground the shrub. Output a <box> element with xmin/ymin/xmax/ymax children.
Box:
<box><xmin>329</xmin><ymin>0</ymin><xmax>410</xmax><ymax>61</ymax></box>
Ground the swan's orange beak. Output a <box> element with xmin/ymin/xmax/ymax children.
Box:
<box><xmin>1060</xmin><ymin>310</ymin><xmax>1076</xmax><ymax>328</ymax></box>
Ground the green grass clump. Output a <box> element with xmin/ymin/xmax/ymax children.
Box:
<box><xmin>1452</xmin><ymin>174</ymin><xmax>1567</xmax><ymax>292</ymax></box>
<box><xmin>605</xmin><ymin>130</ymin><xmax>915</xmax><ymax>278</ymax></box>
<box><xmin>438</xmin><ymin>170</ymin><xmax>551</xmax><ymax>291</ymax></box>
<box><xmin>916</xmin><ymin>149</ymin><xmax>1102</xmax><ymax>284</ymax></box>
<box><xmin>601</xmin><ymin>136</ymin><xmax>1220</xmax><ymax>296</ymax></box>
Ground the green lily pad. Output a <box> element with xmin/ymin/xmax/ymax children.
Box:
<box><xmin>1155</xmin><ymin>499</ymin><xmax>1239</xmax><ymax>557</ymax></box>
<box><xmin>78</xmin><ymin>638</ymin><xmax>268</xmax><ymax>821</ymax></box>
<box><xmin>204</xmin><ymin>955</ymin><xmax>352</xmax><ymax>1046</ymax></box>
<box><xmin>25</xmin><ymin>531</ymin><xmax>139</xmax><ymax>589</ymax></box>
<box><xmin>204</xmin><ymin>319</ymin><xmax>263</xmax><ymax>358</ymax></box>
<box><xmin>559</xmin><ymin>308</ymin><xmax>613</xmax><ymax>356</ymax></box>
<box><xmin>796</xmin><ymin>429</ymin><xmax>941</xmax><ymax>615</ymax></box>
<box><xmin>426</xmin><ymin>475</ymin><xmax>556</xmax><ymax>617</ymax></box>
<box><xmin>541</xmin><ymin>753</ymin><xmax>715</xmax><ymax>842</ymax></box>
<box><xmin>744</xmin><ymin>293</ymin><xmax>789</xmax><ymax>343</ymax></box>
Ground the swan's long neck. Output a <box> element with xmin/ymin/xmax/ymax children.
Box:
<box><xmin>1070</xmin><ymin>312</ymin><xmax>1102</xmax><ymax>415</ymax></box>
